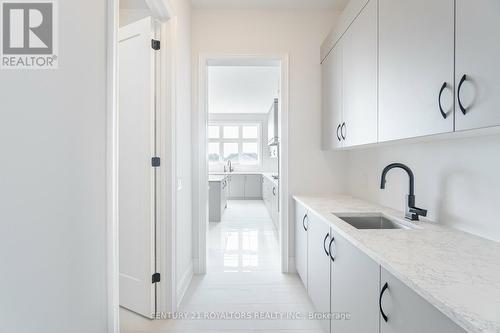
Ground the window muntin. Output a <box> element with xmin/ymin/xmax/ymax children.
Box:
<box><xmin>208</xmin><ymin>123</ymin><xmax>261</xmax><ymax>165</ymax></box>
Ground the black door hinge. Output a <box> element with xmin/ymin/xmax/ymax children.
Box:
<box><xmin>152</xmin><ymin>273</ymin><xmax>161</xmax><ymax>283</ymax></box>
<box><xmin>152</xmin><ymin>157</ymin><xmax>161</xmax><ymax>167</ymax></box>
<box><xmin>151</xmin><ymin>39</ymin><xmax>160</xmax><ymax>50</ymax></box>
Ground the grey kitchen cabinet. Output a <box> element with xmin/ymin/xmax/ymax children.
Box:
<box><xmin>262</xmin><ymin>177</ymin><xmax>270</xmax><ymax>208</ymax></box>
<box><xmin>209</xmin><ymin>177</ymin><xmax>228</xmax><ymax>222</ymax></box>
<box><xmin>341</xmin><ymin>0</ymin><xmax>378</xmax><ymax>147</ymax></box>
<box><xmin>270</xmin><ymin>182</ymin><xmax>278</xmax><ymax>229</ymax></box>
<box><xmin>295</xmin><ymin>201</ymin><xmax>308</xmax><ymax>290</ymax></box>
<box><xmin>455</xmin><ymin>0</ymin><xmax>500</xmax><ymax>132</ymax></box>
<box><xmin>307</xmin><ymin>211</ymin><xmax>331</xmax><ymax>333</ymax></box>
<box><xmin>263</xmin><ymin>176</ymin><xmax>279</xmax><ymax>231</ymax></box>
<box><xmin>380</xmin><ymin>268</ymin><xmax>466</xmax><ymax>333</ymax></box>
<box><xmin>244</xmin><ymin>174</ymin><xmax>263</xmax><ymax>199</ymax></box>
<box><xmin>378</xmin><ymin>0</ymin><xmax>455</xmax><ymax>141</ymax></box>
<box><xmin>330</xmin><ymin>229</ymin><xmax>380</xmax><ymax>333</ymax></box>
<box><xmin>321</xmin><ymin>41</ymin><xmax>343</xmax><ymax>150</ymax></box>
<box><xmin>228</xmin><ymin>174</ymin><xmax>262</xmax><ymax>200</ymax></box>
<box><xmin>228</xmin><ymin>174</ymin><xmax>245</xmax><ymax>199</ymax></box>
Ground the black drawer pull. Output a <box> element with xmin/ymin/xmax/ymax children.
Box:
<box><xmin>328</xmin><ymin>236</ymin><xmax>336</xmax><ymax>262</ymax></box>
<box><xmin>438</xmin><ymin>82</ymin><xmax>447</xmax><ymax>119</ymax></box>
<box><xmin>380</xmin><ymin>282</ymin><xmax>389</xmax><ymax>322</ymax></box>
<box><xmin>323</xmin><ymin>233</ymin><xmax>330</xmax><ymax>256</ymax></box>
<box><xmin>458</xmin><ymin>74</ymin><xmax>468</xmax><ymax>115</ymax></box>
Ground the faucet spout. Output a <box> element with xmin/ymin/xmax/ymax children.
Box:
<box><xmin>380</xmin><ymin>163</ymin><xmax>426</xmax><ymax>221</ymax></box>
<box><xmin>380</xmin><ymin>163</ymin><xmax>415</xmax><ymax>195</ymax></box>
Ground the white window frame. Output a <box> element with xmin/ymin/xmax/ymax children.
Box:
<box><xmin>208</xmin><ymin>122</ymin><xmax>262</xmax><ymax>166</ymax></box>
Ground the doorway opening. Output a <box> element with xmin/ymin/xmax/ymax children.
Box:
<box><xmin>195</xmin><ymin>55</ymin><xmax>290</xmax><ymax>276</ymax></box>
<box><xmin>206</xmin><ymin>62</ymin><xmax>282</xmax><ymax>273</ymax></box>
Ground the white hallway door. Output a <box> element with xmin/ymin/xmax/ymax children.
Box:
<box><xmin>118</xmin><ymin>16</ymin><xmax>158</xmax><ymax>319</ymax></box>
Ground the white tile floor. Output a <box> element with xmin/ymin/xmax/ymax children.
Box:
<box><xmin>121</xmin><ymin>200</ymin><xmax>322</xmax><ymax>333</ymax></box>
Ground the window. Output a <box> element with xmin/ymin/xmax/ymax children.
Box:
<box><xmin>208</xmin><ymin>123</ymin><xmax>261</xmax><ymax>165</ymax></box>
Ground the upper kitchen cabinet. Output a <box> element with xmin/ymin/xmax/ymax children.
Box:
<box><xmin>455</xmin><ymin>0</ymin><xmax>500</xmax><ymax>131</ymax></box>
<box><xmin>342</xmin><ymin>0</ymin><xmax>378</xmax><ymax>147</ymax></box>
<box><xmin>321</xmin><ymin>42</ymin><xmax>343</xmax><ymax>150</ymax></box>
<box><xmin>378</xmin><ymin>0</ymin><xmax>455</xmax><ymax>141</ymax></box>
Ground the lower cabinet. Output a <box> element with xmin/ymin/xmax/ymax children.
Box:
<box><xmin>307</xmin><ymin>211</ymin><xmax>332</xmax><ymax>333</ymax></box>
<box><xmin>228</xmin><ymin>174</ymin><xmax>263</xmax><ymax>199</ymax></box>
<box><xmin>244</xmin><ymin>174</ymin><xmax>262</xmax><ymax>199</ymax></box>
<box><xmin>209</xmin><ymin>178</ymin><xmax>228</xmax><ymax>222</ymax></box>
<box><xmin>295</xmin><ymin>202</ymin><xmax>308</xmax><ymax>290</ymax></box>
<box><xmin>263</xmin><ymin>176</ymin><xmax>279</xmax><ymax>230</ymax></box>
<box><xmin>380</xmin><ymin>268</ymin><xmax>466</xmax><ymax>333</ymax></box>
<box><xmin>228</xmin><ymin>175</ymin><xmax>245</xmax><ymax>199</ymax></box>
<box><xmin>294</xmin><ymin>199</ymin><xmax>466</xmax><ymax>333</ymax></box>
<box><xmin>330</xmin><ymin>229</ymin><xmax>379</xmax><ymax>333</ymax></box>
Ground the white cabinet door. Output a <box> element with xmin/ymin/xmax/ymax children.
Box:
<box><xmin>455</xmin><ymin>0</ymin><xmax>500</xmax><ymax>131</ymax></box>
<box><xmin>228</xmin><ymin>174</ymin><xmax>245</xmax><ymax>199</ymax></box>
<box><xmin>342</xmin><ymin>0</ymin><xmax>378</xmax><ymax>147</ymax></box>
<box><xmin>307</xmin><ymin>212</ymin><xmax>331</xmax><ymax>333</ymax></box>
<box><xmin>270</xmin><ymin>183</ymin><xmax>279</xmax><ymax>229</ymax></box>
<box><xmin>244</xmin><ymin>175</ymin><xmax>263</xmax><ymax>199</ymax></box>
<box><xmin>322</xmin><ymin>42</ymin><xmax>343</xmax><ymax>150</ymax></box>
<box><xmin>380</xmin><ymin>268</ymin><xmax>466</xmax><ymax>333</ymax></box>
<box><xmin>294</xmin><ymin>200</ymin><xmax>308</xmax><ymax>289</ymax></box>
<box><xmin>378</xmin><ymin>0</ymin><xmax>454</xmax><ymax>141</ymax></box>
<box><xmin>330</xmin><ymin>230</ymin><xmax>379</xmax><ymax>333</ymax></box>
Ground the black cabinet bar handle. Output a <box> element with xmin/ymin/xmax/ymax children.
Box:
<box><xmin>302</xmin><ymin>214</ymin><xmax>308</xmax><ymax>231</ymax></box>
<box><xmin>380</xmin><ymin>282</ymin><xmax>389</xmax><ymax>322</ymax></box>
<box><xmin>328</xmin><ymin>236</ymin><xmax>336</xmax><ymax>262</ymax></box>
<box><xmin>458</xmin><ymin>74</ymin><xmax>467</xmax><ymax>115</ymax></box>
<box><xmin>438</xmin><ymin>82</ymin><xmax>447</xmax><ymax>119</ymax></box>
<box><xmin>341</xmin><ymin>122</ymin><xmax>346</xmax><ymax>140</ymax></box>
<box><xmin>336</xmin><ymin>124</ymin><xmax>341</xmax><ymax>141</ymax></box>
<box><xmin>323</xmin><ymin>233</ymin><xmax>330</xmax><ymax>256</ymax></box>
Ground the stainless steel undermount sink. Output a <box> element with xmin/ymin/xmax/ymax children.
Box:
<box><xmin>333</xmin><ymin>213</ymin><xmax>415</xmax><ymax>230</ymax></box>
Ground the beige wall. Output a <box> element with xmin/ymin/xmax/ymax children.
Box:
<box><xmin>191</xmin><ymin>8</ymin><xmax>348</xmax><ymax>263</ymax></box>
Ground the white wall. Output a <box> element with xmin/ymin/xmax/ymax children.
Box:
<box><xmin>0</xmin><ymin>0</ymin><xmax>108</xmax><ymax>332</ymax></box>
<box><xmin>191</xmin><ymin>8</ymin><xmax>348</xmax><ymax>265</ymax></box>
<box><xmin>169</xmin><ymin>0</ymin><xmax>193</xmax><ymax>303</ymax></box>
<box><xmin>208</xmin><ymin>65</ymin><xmax>280</xmax><ymax>114</ymax></box>
<box><xmin>347</xmin><ymin>134</ymin><xmax>500</xmax><ymax>242</ymax></box>
<box><xmin>119</xmin><ymin>8</ymin><xmax>151</xmax><ymax>26</ymax></box>
<box><xmin>208</xmin><ymin>113</ymin><xmax>279</xmax><ymax>173</ymax></box>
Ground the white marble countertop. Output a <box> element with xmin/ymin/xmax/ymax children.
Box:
<box><xmin>293</xmin><ymin>195</ymin><xmax>500</xmax><ymax>333</ymax></box>
<box><xmin>210</xmin><ymin>171</ymin><xmax>279</xmax><ymax>186</ymax></box>
<box><xmin>210</xmin><ymin>171</ymin><xmax>265</xmax><ymax>175</ymax></box>
<box><xmin>208</xmin><ymin>175</ymin><xmax>227</xmax><ymax>182</ymax></box>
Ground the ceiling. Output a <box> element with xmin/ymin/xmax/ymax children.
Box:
<box><xmin>208</xmin><ymin>65</ymin><xmax>280</xmax><ymax>114</ymax></box>
<box><xmin>192</xmin><ymin>0</ymin><xmax>349</xmax><ymax>10</ymax></box>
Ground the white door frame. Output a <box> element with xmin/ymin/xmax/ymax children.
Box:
<box><xmin>106</xmin><ymin>0</ymin><xmax>177</xmax><ymax>332</ymax></box>
<box><xmin>195</xmin><ymin>54</ymin><xmax>290</xmax><ymax>274</ymax></box>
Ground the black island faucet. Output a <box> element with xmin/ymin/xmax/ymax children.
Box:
<box><xmin>380</xmin><ymin>163</ymin><xmax>428</xmax><ymax>221</ymax></box>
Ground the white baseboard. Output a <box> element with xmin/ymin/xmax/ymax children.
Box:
<box><xmin>176</xmin><ymin>261</ymin><xmax>193</xmax><ymax>307</ymax></box>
